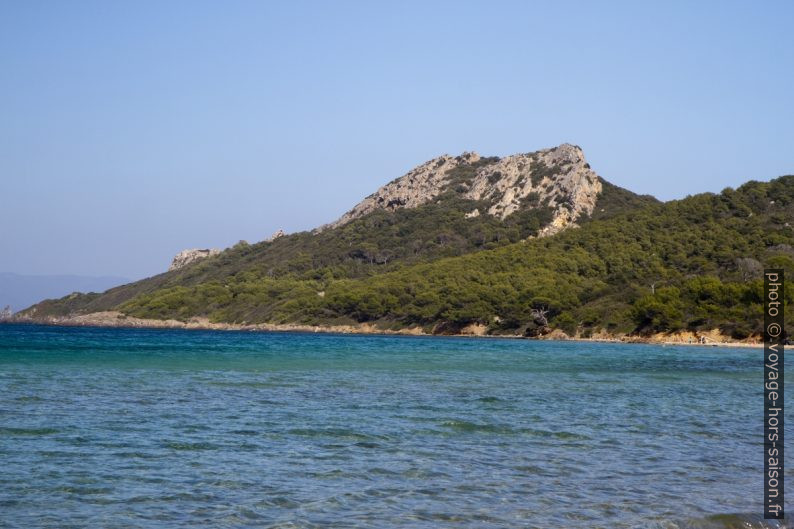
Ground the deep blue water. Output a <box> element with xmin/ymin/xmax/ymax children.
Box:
<box><xmin>0</xmin><ymin>323</ymin><xmax>789</xmax><ymax>528</ymax></box>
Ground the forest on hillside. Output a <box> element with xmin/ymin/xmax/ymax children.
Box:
<box><xmin>95</xmin><ymin>176</ymin><xmax>794</xmax><ymax>339</ymax></box>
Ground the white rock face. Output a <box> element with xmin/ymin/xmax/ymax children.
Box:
<box><xmin>169</xmin><ymin>249</ymin><xmax>220</xmax><ymax>271</ymax></box>
<box><xmin>465</xmin><ymin>209</ymin><xmax>480</xmax><ymax>218</ymax></box>
<box><xmin>318</xmin><ymin>144</ymin><xmax>601</xmax><ymax>237</ymax></box>
<box><xmin>266</xmin><ymin>229</ymin><xmax>286</xmax><ymax>242</ymax></box>
<box><xmin>319</xmin><ymin>152</ymin><xmax>481</xmax><ymax>231</ymax></box>
<box><xmin>466</xmin><ymin>144</ymin><xmax>601</xmax><ymax>236</ymax></box>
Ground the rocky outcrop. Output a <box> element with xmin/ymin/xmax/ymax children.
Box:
<box><xmin>465</xmin><ymin>144</ymin><xmax>601</xmax><ymax>236</ymax></box>
<box><xmin>266</xmin><ymin>229</ymin><xmax>286</xmax><ymax>242</ymax></box>
<box><xmin>318</xmin><ymin>152</ymin><xmax>481</xmax><ymax>231</ymax></box>
<box><xmin>319</xmin><ymin>144</ymin><xmax>601</xmax><ymax>237</ymax></box>
<box><xmin>169</xmin><ymin>248</ymin><xmax>220</xmax><ymax>271</ymax></box>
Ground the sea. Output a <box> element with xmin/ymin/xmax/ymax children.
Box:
<box><xmin>0</xmin><ymin>323</ymin><xmax>789</xmax><ymax>528</ymax></box>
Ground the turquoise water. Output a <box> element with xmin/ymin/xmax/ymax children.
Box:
<box><xmin>0</xmin><ymin>324</ymin><xmax>789</xmax><ymax>528</ymax></box>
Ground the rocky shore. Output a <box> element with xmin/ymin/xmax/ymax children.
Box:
<box><xmin>10</xmin><ymin>311</ymin><xmax>762</xmax><ymax>349</ymax></box>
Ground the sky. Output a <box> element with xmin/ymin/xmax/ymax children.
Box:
<box><xmin>1</xmin><ymin>0</ymin><xmax>792</xmax><ymax>279</ymax></box>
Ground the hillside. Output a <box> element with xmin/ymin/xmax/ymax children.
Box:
<box><xmin>21</xmin><ymin>147</ymin><xmax>794</xmax><ymax>341</ymax></box>
<box><xmin>19</xmin><ymin>145</ymin><xmax>655</xmax><ymax>320</ymax></box>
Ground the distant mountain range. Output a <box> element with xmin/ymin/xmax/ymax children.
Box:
<box><xmin>0</xmin><ymin>273</ymin><xmax>129</xmax><ymax>313</ymax></box>
<box><xmin>16</xmin><ymin>144</ymin><xmax>794</xmax><ymax>340</ymax></box>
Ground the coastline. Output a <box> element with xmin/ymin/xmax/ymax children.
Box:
<box><xmin>8</xmin><ymin>311</ymin><xmax>763</xmax><ymax>349</ymax></box>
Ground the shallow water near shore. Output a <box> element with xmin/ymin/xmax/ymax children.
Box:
<box><xmin>0</xmin><ymin>323</ymin><xmax>789</xmax><ymax>528</ymax></box>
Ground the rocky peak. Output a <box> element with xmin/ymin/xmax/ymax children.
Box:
<box><xmin>465</xmin><ymin>143</ymin><xmax>600</xmax><ymax>236</ymax></box>
<box><xmin>319</xmin><ymin>144</ymin><xmax>601</xmax><ymax>237</ymax></box>
<box><xmin>318</xmin><ymin>153</ymin><xmax>467</xmax><ymax>230</ymax></box>
<box><xmin>169</xmin><ymin>248</ymin><xmax>220</xmax><ymax>271</ymax></box>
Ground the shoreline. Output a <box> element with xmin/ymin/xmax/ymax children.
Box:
<box><xmin>7</xmin><ymin>311</ymin><xmax>763</xmax><ymax>349</ymax></box>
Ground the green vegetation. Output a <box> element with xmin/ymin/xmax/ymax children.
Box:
<box><xmin>445</xmin><ymin>156</ymin><xmax>500</xmax><ymax>190</ymax></box>
<box><xmin>585</xmin><ymin>178</ymin><xmax>659</xmax><ymax>222</ymax></box>
<box><xmin>530</xmin><ymin>159</ymin><xmax>558</xmax><ymax>186</ymax></box>
<box><xmin>27</xmin><ymin>174</ymin><xmax>794</xmax><ymax>339</ymax></box>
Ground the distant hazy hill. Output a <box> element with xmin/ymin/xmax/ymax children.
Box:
<box><xmin>0</xmin><ymin>273</ymin><xmax>129</xmax><ymax>313</ymax></box>
<box><xmin>22</xmin><ymin>144</ymin><xmax>794</xmax><ymax>339</ymax></box>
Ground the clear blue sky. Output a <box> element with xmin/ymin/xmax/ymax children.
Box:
<box><xmin>1</xmin><ymin>0</ymin><xmax>792</xmax><ymax>279</ymax></box>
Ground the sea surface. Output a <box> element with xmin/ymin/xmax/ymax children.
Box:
<box><xmin>0</xmin><ymin>323</ymin><xmax>789</xmax><ymax>528</ymax></box>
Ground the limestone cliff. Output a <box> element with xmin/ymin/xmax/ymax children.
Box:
<box><xmin>169</xmin><ymin>249</ymin><xmax>220</xmax><ymax>271</ymax></box>
<box><xmin>319</xmin><ymin>152</ymin><xmax>482</xmax><ymax>230</ymax></box>
<box><xmin>319</xmin><ymin>144</ymin><xmax>601</xmax><ymax>236</ymax></box>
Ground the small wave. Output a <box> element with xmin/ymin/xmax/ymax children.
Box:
<box><xmin>14</xmin><ymin>396</ymin><xmax>44</xmax><ymax>402</ymax></box>
<box><xmin>436</xmin><ymin>420</ymin><xmax>591</xmax><ymax>439</ymax></box>
<box><xmin>0</xmin><ymin>426</ymin><xmax>59</xmax><ymax>436</ymax></box>
<box><xmin>254</xmin><ymin>496</ymin><xmax>300</xmax><ymax>509</ymax></box>
<box><xmin>207</xmin><ymin>381</ymin><xmax>296</xmax><ymax>389</ymax></box>
<box><xmin>229</xmin><ymin>429</ymin><xmax>259</xmax><ymax>436</ymax></box>
<box><xmin>518</xmin><ymin>427</ymin><xmax>592</xmax><ymax>441</ymax></box>
<box><xmin>162</xmin><ymin>441</ymin><xmax>219</xmax><ymax>451</ymax></box>
<box><xmin>368</xmin><ymin>467</ymin><xmax>399</xmax><ymax>476</ymax></box>
<box><xmin>354</xmin><ymin>441</ymin><xmax>381</xmax><ymax>449</ymax></box>
<box><xmin>111</xmin><ymin>451</ymin><xmax>163</xmax><ymax>460</ymax></box>
<box><xmin>310</xmin><ymin>469</ymin><xmax>348</xmax><ymax>478</ymax></box>
<box><xmin>439</xmin><ymin>419</ymin><xmax>515</xmax><ymax>434</ymax></box>
<box><xmin>56</xmin><ymin>485</ymin><xmax>113</xmax><ymax>495</ymax></box>
<box><xmin>158</xmin><ymin>492</ymin><xmax>217</xmax><ymax>503</ymax></box>
<box><xmin>287</xmin><ymin>427</ymin><xmax>385</xmax><ymax>441</ymax></box>
<box><xmin>515</xmin><ymin>464</ymin><xmax>552</xmax><ymax>475</ymax></box>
